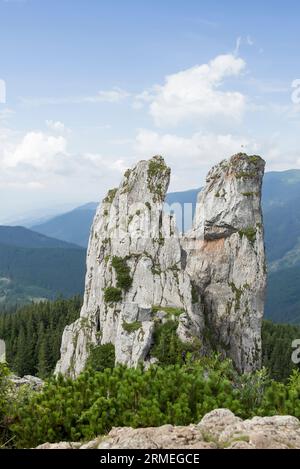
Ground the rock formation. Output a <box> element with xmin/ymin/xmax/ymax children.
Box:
<box><xmin>55</xmin><ymin>153</ymin><xmax>266</xmax><ymax>377</ymax></box>
<box><xmin>185</xmin><ymin>154</ymin><xmax>266</xmax><ymax>371</ymax></box>
<box><xmin>36</xmin><ymin>409</ymin><xmax>300</xmax><ymax>449</ymax></box>
<box><xmin>10</xmin><ymin>374</ymin><xmax>44</xmax><ymax>391</ymax></box>
<box><xmin>55</xmin><ymin>156</ymin><xmax>201</xmax><ymax>377</ymax></box>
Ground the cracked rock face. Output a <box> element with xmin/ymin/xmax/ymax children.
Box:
<box><xmin>185</xmin><ymin>153</ymin><xmax>266</xmax><ymax>372</ymax></box>
<box><xmin>56</xmin><ymin>153</ymin><xmax>266</xmax><ymax>377</ymax></box>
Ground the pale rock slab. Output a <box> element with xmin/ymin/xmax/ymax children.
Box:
<box><xmin>36</xmin><ymin>409</ymin><xmax>300</xmax><ymax>450</ymax></box>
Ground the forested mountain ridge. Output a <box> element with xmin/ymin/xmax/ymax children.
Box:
<box><xmin>0</xmin><ymin>227</ymin><xmax>86</xmax><ymax>307</ymax></box>
<box><xmin>32</xmin><ymin>203</ymin><xmax>98</xmax><ymax>248</ymax></box>
<box><xmin>0</xmin><ymin>225</ymin><xmax>82</xmax><ymax>249</ymax></box>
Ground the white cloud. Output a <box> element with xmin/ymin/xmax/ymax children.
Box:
<box><xmin>46</xmin><ymin>120</ymin><xmax>66</xmax><ymax>133</ymax></box>
<box><xmin>0</xmin><ymin>125</ymin><xmax>130</xmax><ymax>203</ymax></box>
<box><xmin>142</xmin><ymin>54</ymin><xmax>246</xmax><ymax>127</ymax></box>
<box><xmin>20</xmin><ymin>87</ymin><xmax>130</xmax><ymax>107</ymax></box>
<box><xmin>2</xmin><ymin>131</ymin><xmax>67</xmax><ymax>170</ymax></box>
<box><xmin>89</xmin><ymin>88</ymin><xmax>130</xmax><ymax>103</ymax></box>
<box><xmin>135</xmin><ymin>129</ymin><xmax>248</xmax><ymax>163</ymax></box>
<box><xmin>134</xmin><ymin>129</ymin><xmax>251</xmax><ymax>188</ymax></box>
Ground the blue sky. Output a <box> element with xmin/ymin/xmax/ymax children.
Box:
<box><xmin>0</xmin><ymin>0</ymin><xmax>300</xmax><ymax>222</ymax></box>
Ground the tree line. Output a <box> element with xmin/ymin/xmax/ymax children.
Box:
<box><xmin>0</xmin><ymin>296</ymin><xmax>299</xmax><ymax>381</ymax></box>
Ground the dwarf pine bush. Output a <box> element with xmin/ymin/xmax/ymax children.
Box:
<box><xmin>6</xmin><ymin>360</ymin><xmax>300</xmax><ymax>448</ymax></box>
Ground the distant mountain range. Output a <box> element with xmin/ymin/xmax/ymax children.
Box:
<box><xmin>0</xmin><ymin>226</ymin><xmax>86</xmax><ymax>308</ymax></box>
<box><xmin>31</xmin><ymin>203</ymin><xmax>98</xmax><ymax>248</ymax></box>
<box><xmin>1</xmin><ymin>169</ymin><xmax>300</xmax><ymax>324</ymax></box>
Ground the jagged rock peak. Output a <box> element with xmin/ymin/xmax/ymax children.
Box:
<box><xmin>186</xmin><ymin>152</ymin><xmax>266</xmax><ymax>372</ymax></box>
<box><xmin>190</xmin><ymin>153</ymin><xmax>265</xmax><ymax>240</ymax></box>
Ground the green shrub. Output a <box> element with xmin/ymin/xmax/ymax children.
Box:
<box><xmin>0</xmin><ymin>363</ymin><xmax>12</xmax><ymax>446</ymax></box>
<box><xmin>111</xmin><ymin>256</ymin><xmax>132</xmax><ymax>291</ymax></box>
<box><xmin>104</xmin><ymin>287</ymin><xmax>122</xmax><ymax>303</ymax></box>
<box><xmin>147</xmin><ymin>156</ymin><xmax>170</xmax><ymax>202</ymax></box>
<box><xmin>122</xmin><ymin>321</ymin><xmax>142</xmax><ymax>333</ymax></box>
<box><xmin>151</xmin><ymin>320</ymin><xmax>200</xmax><ymax>365</ymax></box>
<box><xmin>103</xmin><ymin>188</ymin><xmax>117</xmax><ymax>204</ymax></box>
<box><xmin>9</xmin><ymin>359</ymin><xmax>242</xmax><ymax>447</ymax></box>
<box><xmin>238</xmin><ymin>227</ymin><xmax>256</xmax><ymax>244</ymax></box>
<box><xmin>151</xmin><ymin>306</ymin><xmax>183</xmax><ymax>317</ymax></box>
<box><xmin>8</xmin><ymin>359</ymin><xmax>300</xmax><ymax>448</ymax></box>
<box><xmin>86</xmin><ymin>343</ymin><xmax>115</xmax><ymax>372</ymax></box>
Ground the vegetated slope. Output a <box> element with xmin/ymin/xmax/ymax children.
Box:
<box><xmin>265</xmin><ymin>266</ymin><xmax>300</xmax><ymax>324</ymax></box>
<box><xmin>263</xmin><ymin>196</ymin><xmax>300</xmax><ymax>263</ymax></box>
<box><xmin>0</xmin><ymin>227</ymin><xmax>86</xmax><ymax>307</ymax></box>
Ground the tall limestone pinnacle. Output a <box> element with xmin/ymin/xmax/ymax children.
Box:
<box><xmin>55</xmin><ymin>153</ymin><xmax>266</xmax><ymax>377</ymax></box>
<box><xmin>185</xmin><ymin>153</ymin><xmax>266</xmax><ymax>372</ymax></box>
<box><xmin>55</xmin><ymin>156</ymin><xmax>201</xmax><ymax>377</ymax></box>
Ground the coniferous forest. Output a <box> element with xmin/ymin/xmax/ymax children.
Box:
<box><xmin>0</xmin><ymin>297</ymin><xmax>82</xmax><ymax>378</ymax></box>
<box><xmin>1</xmin><ymin>297</ymin><xmax>300</xmax><ymax>381</ymax></box>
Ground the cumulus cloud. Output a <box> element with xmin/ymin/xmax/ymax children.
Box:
<box><xmin>46</xmin><ymin>120</ymin><xmax>66</xmax><ymax>133</ymax></box>
<box><xmin>136</xmin><ymin>54</ymin><xmax>246</xmax><ymax>127</ymax></box>
<box><xmin>0</xmin><ymin>124</ymin><xmax>130</xmax><ymax>203</ymax></box>
<box><xmin>1</xmin><ymin>131</ymin><xmax>67</xmax><ymax>171</ymax></box>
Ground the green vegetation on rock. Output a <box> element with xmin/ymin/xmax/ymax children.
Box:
<box><xmin>111</xmin><ymin>256</ymin><xmax>133</xmax><ymax>291</ymax></box>
<box><xmin>147</xmin><ymin>156</ymin><xmax>170</xmax><ymax>203</ymax></box>
<box><xmin>151</xmin><ymin>306</ymin><xmax>184</xmax><ymax>317</ymax></box>
<box><xmin>104</xmin><ymin>287</ymin><xmax>122</xmax><ymax>303</ymax></box>
<box><xmin>236</xmin><ymin>171</ymin><xmax>257</xmax><ymax>180</ymax></box>
<box><xmin>103</xmin><ymin>188</ymin><xmax>118</xmax><ymax>204</ymax></box>
<box><xmin>122</xmin><ymin>321</ymin><xmax>142</xmax><ymax>333</ymax></box>
<box><xmin>239</xmin><ymin>227</ymin><xmax>257</xmax><ymax>244</ymax></box>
